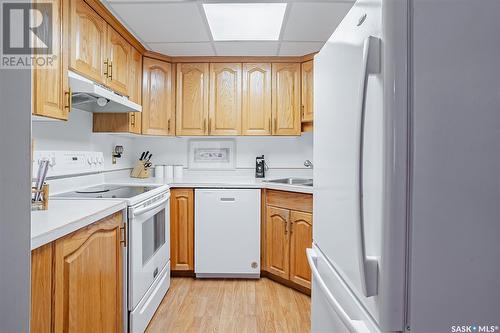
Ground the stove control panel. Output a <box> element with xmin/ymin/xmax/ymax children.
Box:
<box><xmin>32</xmin><ymin>151</ymin><xmax>104</xmax><ymax>178</ymax></box>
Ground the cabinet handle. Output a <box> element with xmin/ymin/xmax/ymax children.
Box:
<box><xmin>131</xmin><ymin>113</ymin><xmax>135</xmax><ymax>126</ymax></box>
<box><xmin>208</xmin><ymin>118</ymin><xmax>212</xmax><ymax>135</ymax></box>
<box><xmin>120</xmin><ymin>223</ymin><xmax>127</xmax><ymax>247</ymax></box>
<box><xmin>109</xmin><ymin>61</ymin><xmax>113</xmax><ymax>80</ymax></box>
<box><xmin>274</xmin><ymin>118</ymin><xmax>277</xmax><ymax>133</ymax></box>
<box><xmin>64</xmin><ymin>88</ymin><xmax>72</xmax><ymax>112</ymax></box>
<box><xmin>268</xmin><ymin>118</ymin><xmax>271</xmax><ymax>132</ymax></box>
<box><xmin>167</xmin><ymin>119</ymin><xmax>171</xmax><ymax>132</ymax></box>
<box><xmin>290</xmin><ymin>221</ymin><xmax>294</xmax><ymax>234</ymax></box>
<box><xmin>301</xmin><ymin>105</ymin><xmax>305</xmax><ymax>118</ymax></box>
<box><xmin>285</xmin><ymin>220</ymin><xmax>289</xmax><ymax>235</ymax></box>
<box><xmin>104</xmin><ymin>59</ymin><xmax>109</xmax><ymax>77</ymax></box>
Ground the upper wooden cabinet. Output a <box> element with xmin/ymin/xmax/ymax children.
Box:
<box><xmin>128</xmin><ymin>48</ymin><xmax>143</xmax><ymax>134</ymax></box>
<box><xmin>142</xmin><ymin>57</ymin><xmax>174</xmax><ymax>136</ymax></box>
<box><xmin>242</xmin><ymin>63</ymin><xmax>272</xmax><ymax>135</ymax></box>
<box><xmin>176</xmin><ymin>63</ymin><xmax>209</xmax><ymax>136</ymax></box>
<box><xmin>69</xmin><ymin>0</ymin><xmax>107</xmax><ymax>84</ymax></box>
<box><xmin>301</xmin><ymin>60</ymin><xmax>314</xmax><ymax>123</ymax></box>
<box><xmin>170</xmin><ymin>188</ymin><xmax>195</xmax><ymax>271</ymax></box>
<box><xmin>32</xmin><ymin>0</ymin><xmax>70</xmax><ymax>120</ymax></box>
<box><xmin>272</xmin><ymin>63</ymin><xmax>301</xmax><ymax>135</ymax></box>
<box><xmin>105</xmin><ymin>26</ymin><xmax>130</xmax><ymax>96</ymax></box>
<box><xmin>209</xmin><ymin>63</ymin><xmax>242</xmax><ymax>135</ymax></box>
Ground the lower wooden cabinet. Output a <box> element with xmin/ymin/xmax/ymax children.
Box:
<box><xmin>263</xmin><ymin>190</ymin><xmax>313</xmax><ymax>291</ymax></box>
<box><xmin>170</xmin><ymin>188</ymin><xmax>194</xmax><ymax>272</ymax></box>
<box><xmin>31</xmin><ymin>211</ymin><xmax>125</xmax><ymax>332</ymax></box>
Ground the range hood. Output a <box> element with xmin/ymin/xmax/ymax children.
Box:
<box><xmin>69</xmin><ymin>71</ymin><xmax>141</xmax><ymax>113</ymax></box>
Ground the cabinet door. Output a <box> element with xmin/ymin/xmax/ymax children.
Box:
<box><xmin>242</xmin><ymin>63</ymin><xmax>272</xmax><ymax>135</ymax></box>
<box><xmin>266</xmin><ymin>206</ymin><xmax>290</xmax><ymax>279</ymax></box>
<box><xmin>170</xmin><ymin>188</ymin><xmax>194</xmax><ymax>271</ymax></box>
<box><xmin>106</xmin><ymin>25</ymin><xmax>130</xmax><ymax>96</ymax></box>
<box><xmin>69</xmin><ymin>0</ymin><xmax>106</xmax><ymax>83</ymax></box>
<box><xmin>209</xmin><ymin>63</ymin><xmax>242</xmax><ymax>135</ymax></box>
<box><xmin>33</xmin><ymin>0</ymin><xmax>70</xmax><ymax>120</ymax></box>
<box><xmin>176</xmin><ymin>63</ymin><xmax>209</xmax><ymax>136</ymax></box>
<box><xmin>128</xmin><ymin>48</ymin><xmax>142</xmax><ymax>134</ymax></box>
<box><xmin>272</xmin><ymin>63</ymin><xmax>301</xmax><ymax>135</ymax></box>
<box><xmin>289</xmin><ymin>211</ymin><xmax>313</xmax><ymax>289</ymax></box>
<box><xmin>142</xmin><ymin>57</ymin><xmax>174</xmax><ymax>136</ymax></box>
<box><xmin>31</xmin><ymin>243</ymin><xmax>53</xmax><ymax>333</ymax></box>
<box><xmin>301</xmin><ymin>60</ymin><xmax>314</xmax><ymax>123</ymax></box>
<box><xmin>53</xmin><ymin>211</ymin><xmax>124</xmax><ymax>333</ymax></box>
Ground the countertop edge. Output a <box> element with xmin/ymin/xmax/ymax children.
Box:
<box><xmin>31</xmin><ymin>201</ymin><xmax>127</xmax><ymax>251</ymax></box>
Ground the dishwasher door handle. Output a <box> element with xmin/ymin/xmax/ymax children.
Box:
<box><xmin>220</xmin><ymin>197</ymin><xmax>236</xmax><ymax>202</ymax></box>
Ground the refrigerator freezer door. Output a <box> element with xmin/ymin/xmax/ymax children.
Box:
<box><xmin>313</xmin><ymin>0</ymin><xmax>384</xmax><ymax>325</ymax></box>
<box><xmin>309</xmin><ymin>245</ymin><xmax>381</xmax><ymax>333</ymax></box>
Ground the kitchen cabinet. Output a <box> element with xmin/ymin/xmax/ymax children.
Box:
<box><xmin>176</xmin><ymin>63</ymin><xmax>209</xmax><ymax>136</ymax></box>
<box><xmin>271</xmin><ymin>63</ymin><xmax>301</xmax><ymax>135</ymax></box>
<box><xmin>92</xmin><ymin>47</ymin><xmax>142</xmax><ymax>134</ymax></box>
<box><xmin>32</xmin><ymin>0</ymin><xmax>70</xmax><ymax>120</ymax></box>
<box><xmin>209</xmin><ymin>63</ymin><xmax>242</xmax><ymax>135</ymax></box>
<box><xmin>105</xmin><ymin>25</ymin><xmax>130</xmax><ymax>96</ymax></box>
<box><xmin>142</xmin><ymin>57</ymin><xmax>175</xmax><ymax>136</ymax></box>
<box><xmin>263</xmin><ymin>190</ymin><xmax>313</xmax><ymax>292</ymax></box>
<box><xmin>289</xmin><ymin>211</ymin><xmax>313</xmax><ymax>289</ymax></box>
<box><xmin>69</xmin><ymin>0</ymin><xmax>107</xmax><ymax>84</ymax></box>
<box><xmin>30</xmin><ymin>211</ymin><xmax>124</xmax><ymax>332</ymax></box>
<box><xmin>301</xmin><ymin>60</ymin><xmax>314</xmax><ymax>123</ymax></box>
<box><xmin>31</xmin><ymin>243</ymin><xmax>54</xmax><ymax>333</ymax></box>
<box><xmin>170</xmin><ymin>188</ymin><xmax>194</xmax><ymax>272</ymax></box>
<box><xmin>265</xmin><ymin>206</ymin><xmax>290</xmax><ymax>279</ymax></box>
<box><xmin>242</xmin><ymin>63</ymin><xmax>272</xmax><ymax>135</ymax></box>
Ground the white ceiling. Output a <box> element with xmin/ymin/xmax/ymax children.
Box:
<box><xmin>103</xmin><ymin>0</ymin><xmax>354</xmax><ymax>56</ymax></box>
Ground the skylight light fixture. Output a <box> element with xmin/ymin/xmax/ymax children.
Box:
<box><xmin>203</xmin><ymin>3</ymin><xmax>287</xmax><ymax>41</ymax></box>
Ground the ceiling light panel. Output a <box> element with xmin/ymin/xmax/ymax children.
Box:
<box><xmin>203</xmin><ymin>3</ymin><xmax>287</xmax><ymax>41</ymax></box>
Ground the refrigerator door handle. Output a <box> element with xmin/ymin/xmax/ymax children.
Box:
<box><xmin>357</xmin><ymin>36</ymin><xmax>381</xmax><ymax>297</ymax></box>
<box><xmin>307</xmin><ymin>248</ymin><xmax>369</xmax><ymax>333</ymax></box>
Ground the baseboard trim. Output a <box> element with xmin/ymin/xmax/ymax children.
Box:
<box><xmin>261</xmin><ymin>271</ymin><xmax>311</xmax><ymax>296</ymax></box>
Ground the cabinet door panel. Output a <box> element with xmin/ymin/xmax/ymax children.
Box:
<box><xmin>301</xmin><ymin>60</ymin><xmax>314</xmax><ymax>123</ymax></box>
<box><xmin>69</xmin><ymin>0</ymin><xmax>106</xmax><ymax>83</ymax></box>
<box><xmin>142</xmin><ymin>57</ymin><xmax>173</xmax><ymax>136</ymax></box>
<box><xmin>272</xmin><ymin>63</ymin><xmax>301</xmax><ymax>135</ymax></box>
<box><xmin>128</xmin><ymin>48</ymin><xmax>142</xmax><ymax>134</ymax></box>
<box><xmin>265</xmin><ymin>206</ymin><xmax>290</xmax><ymax>279</ymax></box>
<box><xmin>242</xmin><ymin>63</ymin><xmax>272</xmax><ymax>135</ymax></box>
<box><xmin>31</xmin><ymin>243</ymin><xmax>53</xmax><ymax>333</ymax></box>
<box><xmin>209</xmin><ymin>63</ymin><xmax>242</xmax><ymax>135</ymax></box>
<box><xmin>176</xmin><ymin>63</ymin><xmax>209</xmax><ymax>136</ymax></box>
<box><xmin>33</xmin><ymin>0</ymin><xmax>69</xmax><ymax>120</ymax></box>
<box><xmin>290</xmin><ymin>211</ymin><xmax>313</xmax><ymax>289</ymax></box>
<box><xmin>170</xmin><ymin>188</ymin><xmax>194</xmax><ymax>271</ymax></box>
<box><xmin>54</xmin><ymin>212</ymin><xmax>123</xmax><ymax>333</ymax></box>
<box><xmin>106</xmin><ymin>26</ymin><xmax>130</xmax><ymax>96</ymax></box>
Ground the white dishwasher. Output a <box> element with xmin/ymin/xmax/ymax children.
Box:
<box><xmin>195</xmin><ymin>189</ymin><xmax>260</xmax><ymax>278</ymax></box>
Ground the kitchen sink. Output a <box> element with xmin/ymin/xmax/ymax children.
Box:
<box><xmin>265</xmin><ymin>178</ymin><xmax>313</xmax><ymax>187</ymax></box>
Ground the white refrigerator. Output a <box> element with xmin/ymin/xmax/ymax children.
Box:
<box><xmin>310</xmin><ymin>0</ymin><xmax>500</xmax><ymax>332</ymax></box>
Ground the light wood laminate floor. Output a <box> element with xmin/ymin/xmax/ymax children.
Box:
<box><xmin>146</xmin><ymin>277</ymin><xmax>311</xmax><ymax>333</ymax></box>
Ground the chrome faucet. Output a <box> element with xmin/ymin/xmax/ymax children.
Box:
<box><xmin>304</xmin><ymin>160</ymin><xmax>314</xmax><ymax>168</ymax></box>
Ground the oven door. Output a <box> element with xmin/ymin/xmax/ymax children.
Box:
<box><xmin>129</xmin><ymin>192</ymin><xmax>170</xmax><ymax>309</ymax></box>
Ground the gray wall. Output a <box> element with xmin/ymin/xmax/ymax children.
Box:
<box><xmin>0</xmin><ymin>69</ymin><xmax>31</xmax><ymax>330</ymax></box>
<box><xmin>408</xmin><ymin>0</ymin><xmax>500</xmax><ymax>332</ymax></box>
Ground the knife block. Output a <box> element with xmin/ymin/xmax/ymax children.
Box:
<box><xmin>131</xmin><ymin>161</ymin><xmax>150</xmax><ymax>179</ymax></box>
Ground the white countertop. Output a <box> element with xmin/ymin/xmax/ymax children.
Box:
<box><xmin>31</xmin><ymin>199</ymin><xmax>127</xmax><ymax>250</ymax></box>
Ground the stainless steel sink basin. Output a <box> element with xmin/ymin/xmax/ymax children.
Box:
<box><xmin>265</xmin><ymin>178</ymin><xmax>313</xmax><ymax>187</ymax></box>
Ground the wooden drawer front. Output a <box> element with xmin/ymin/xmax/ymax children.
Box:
<box><xmin>266</xmin><ymin>190</ymin><xmax>313</xmax><ymax>213</ymax></box>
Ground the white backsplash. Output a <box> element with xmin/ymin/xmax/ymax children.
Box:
<box><xmin>32</xmin><ymin>108</ymin><xmax>314</xmax><ymax>177</ymax></box>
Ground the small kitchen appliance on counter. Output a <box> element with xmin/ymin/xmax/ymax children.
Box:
<box><xmin>255</xmin><ymin>155</ymin><xmax>266</xmax><ymax>178</ymax></box>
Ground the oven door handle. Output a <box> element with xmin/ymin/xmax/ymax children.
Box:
<box><xmin>132</xmin><ymin>195</ymin><xmax>170</xmax><ymax>217</ymax></box>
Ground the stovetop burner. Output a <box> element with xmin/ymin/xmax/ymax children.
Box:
<box><xmin>55</xmin><ymin>185</ymin><xmax>158</xmax><ymax>199</ymax></box>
